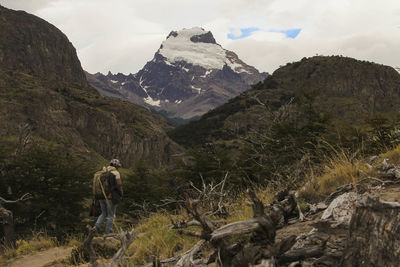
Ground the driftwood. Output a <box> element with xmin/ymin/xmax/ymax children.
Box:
<box><xmin>175</xmin><ymin>240</ymin><xmax>206</xmax><ymax>267</ymax></box>
<box><xmin>278</xmin><ymin>244</ymin><xmax>325</xmax><ymax>264</ymax></box>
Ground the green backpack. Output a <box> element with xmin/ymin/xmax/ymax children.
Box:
<box><xmin>93</xmin><ymin>168</ymin><xmax>112</xmax><ymax>199</ymax></box>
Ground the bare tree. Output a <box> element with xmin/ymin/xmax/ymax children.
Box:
<box><xmin>0</xmin><ymin>193</ymin><xmax>31</xmax><ymax>247</ymax></box>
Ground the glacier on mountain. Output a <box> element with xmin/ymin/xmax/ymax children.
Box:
<box><xmin>159</xmin><ymin>27</ymin><xmax>248</xmax><ymax>73</ymax></box>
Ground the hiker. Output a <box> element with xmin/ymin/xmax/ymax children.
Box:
<box><xmin>93</xmin><ymin>159</ymin><xmax>123</xmax><ymax>235</ymax></box>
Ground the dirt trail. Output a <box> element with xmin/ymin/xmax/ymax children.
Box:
<box><xmin>7</xmin><ymin>247</ymin><xmax>72</xmax><ymax>267</ymax></box>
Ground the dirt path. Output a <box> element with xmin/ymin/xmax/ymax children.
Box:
<box><xmin>7</xmin><ymin>247</ymin><xmax>72</xmax><ymax>267</ymax></box>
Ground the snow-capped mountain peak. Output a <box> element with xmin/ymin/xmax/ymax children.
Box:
<box><xmin>159</xmin><ymin>27</ymin><xmax>247</xmax><ymax>73</ymax></box>
<box><xmin>88</xmin><ymin>27</ymin><xmax>268</xmax><ymax>120</ymax></box>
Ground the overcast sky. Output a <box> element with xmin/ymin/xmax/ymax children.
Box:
<box><xmin>1</xmin><ymin>0</ymin><xmax>399</xmax><ymax>74</ymax></box>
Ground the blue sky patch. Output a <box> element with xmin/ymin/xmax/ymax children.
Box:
<box><xmin>228</xmin><ymin>27</ymin><xmax>301</xmax><ymax>40</ymax></box>
<box><xmin>227</xmin><ymin>27</ymin><xmax>260</xmax><ymax>40</ymax></box>
<box><xmin>272</xmin><ymin>28</ymin><xmax>301</xmax><ymax>39</ymax></box>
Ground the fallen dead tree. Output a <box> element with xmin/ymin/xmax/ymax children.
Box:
<box><xmin>166</xmin><ymin>186</ymin><xmax>315</xmax><ymax>267</ymax></box>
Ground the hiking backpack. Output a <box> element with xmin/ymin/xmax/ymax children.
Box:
<box><xmin>92</xmin><ymin>168</ymin><xmax>113</xmax><ymax>199</ymax></box>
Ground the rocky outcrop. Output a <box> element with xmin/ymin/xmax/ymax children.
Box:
<box><xmin>88</xmin><ymin>27</ymin><xmax>268</xmax><ymax>120</ymax></box>
<box><xmin>0</xmin><ymin>5</ymin><xmax>182</xmax><ymax>167</ymax></box>
<box><xmin>0</xmin><ymin>5</ymin><xmax>87</xmax><ymax>87</ymax></box>
<box><xmin>272</xmin><ymin>56</ymin><xmax>400</xmax><ymax>121</ymax></box>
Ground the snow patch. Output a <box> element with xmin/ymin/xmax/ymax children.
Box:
<box><xmin>110</xmin><ymin>80</ymin><xmax>118</xmax><ymax>84</ymax></box>
<box><xmin>159</xmin><ymin>27</ymin><xmax>247</xmax><ymax>71</ymax></box>
<box><xmin>139</xmin><ymin>75</ymin><xmax>160</xmax><ymax>107</ymax></box>
<box><xmin>200</xmin><ymin>69</ymin><xmax>213</xmax><ymax>78</ymax></box>
<box><xmin>121</xmin><ymin>82</ymin><xmax>127</xmax><ymax>85</ymax></box>
<box><xmin>144</xmin><ymin>97</ymin><xmax>161</xmax><ymax>107</ymax></box>
<box><xmin>164</xmin><ymin>60</ymin><xmax>175</xmax><ymax>67</ymax></box>
<box><xmin>191</xmin><ymin>85</ymin><xmax>201</xmax><ymax>94</ymax></box>
<box><xmin>175</xmin><ymin>100</ymin><xmax>182</xmax><ymax>104</ymax></box>
<box><xmin>182</xmin><ymin>66</ymin><xmax>190</xmax><ymax>72</ymax></box>
<box><xmin>165</xmin><ymin>99</ymin><xmax>169</xmax><ymax>103</ymax></box>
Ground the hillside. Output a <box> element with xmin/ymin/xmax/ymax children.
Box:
<box><xmin>169</xmin><ymin>56</ymin><xmax>400</xmax><ymax>147</ymax></box>
<box><xmin>0</xmin><ymin>5</ymin><xmax>182</xmax><ymax>167</ymax></box>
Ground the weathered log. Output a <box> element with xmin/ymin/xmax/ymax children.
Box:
<box><xmin>210</xmin><ymin>218</ymin><xmax>261</xmax><ymax>241</ymax></box>
<box><xmin>108</xmin><ymin>229</ymin><xmax>137</xmax><ymax>267</ymax></box>
<box><xmin>252</xmin><ymin>258</ymin><xmax>277</xmax><ymax>267</ymax></box>
<box><xmin>340</xmin><ymin>195</ymin><xmax>400</xmax><ymax>267</ymax></box>
<box><xmin>175</xmin><ymin>240</ymin><xmax>206</xmax><ymax>267</ymax></box>
<box><xmin>278</xmin><ymin>244</ymin><xmax>325</xmax><ymax>264</ymax></box>
<box><xmin>276</xmin><ymin>235</ymin><xmax>297</xmax><ymax>255</ymax></box>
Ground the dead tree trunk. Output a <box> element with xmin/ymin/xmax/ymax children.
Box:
<box><xmin>0</xmin><ymin>204</ymin><xmax>15</xmax><ymax>247</ymax></box>
<box><xmin>340</xmin><ymin>195</ymin><xmax>400</xmax><ymax>267</ymax></box>
<box><xmin>0</xmin><ymin>194</ymin><xmax>31</xmax><ymax>248</ymax></box>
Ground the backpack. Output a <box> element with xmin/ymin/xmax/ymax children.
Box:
<box><xmin>92</xmin><ymin>168</ymin><xmax>113</xmax><ymax>199</ymax></box>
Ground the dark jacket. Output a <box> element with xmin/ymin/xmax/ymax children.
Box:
<box><xmin>106</xmin><ymin>166</ymin><xmax>123</xmax><ymax>205</ymax></box>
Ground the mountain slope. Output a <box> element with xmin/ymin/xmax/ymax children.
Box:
<box><xmin>169</xmin><ymin>56</ymin><xmax>400</xmax><ymax>147</ymax></box>
<box><xmin>0</xmin><ymin>5</ymin><xmax>181</xmax><ymax>167</ymax></box>
<box><xmin>88</xmin><ymin>27</ymin><xmax>267</xmax><ymax>120</ymax></box>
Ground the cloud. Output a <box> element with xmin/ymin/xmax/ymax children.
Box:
<box><xmin>1</xmin><ymin>0</ymin><xmax>399</xmax><ymax>74</ymax></box>
<box><xmin>225</xmin><ymin>30</ymin><xmax>400</xmax><ymax>74</ymax></box>
<box><xmin>0</xmin><ymin>0</ymin><xmax>54</xmax><ymax>12</ymax></box>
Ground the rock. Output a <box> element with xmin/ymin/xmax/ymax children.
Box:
<box><xmin>321</xmin><ymin>192</ymin><xmax>358</xmax><ymax>226</ymax></box>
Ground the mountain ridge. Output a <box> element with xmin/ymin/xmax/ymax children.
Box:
<box><xmin>169</xmin><ymin>55</ymin><xmax>400</xmax><ymax>147</ymax></box>
<box><xmin>0</xmin><ymin>5</ymin><xmax>182</xmax><ymax>167</ymax></box>
<box><xmin>87</xmin><ymin>27</ymin><xmax>267</xmax><ymax>120</ymax></box>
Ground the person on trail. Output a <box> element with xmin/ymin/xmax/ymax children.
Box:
<box><xmin>93</xmin><ymin>159</ymin><xmax>123</xmax><ymax>235</ymax></box>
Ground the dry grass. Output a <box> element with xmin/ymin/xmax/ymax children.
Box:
<box><xmin>380</xmin><ymin>144</ymin><xmax>400</xmax><ymax>165</ymax></box>
<box><xmin>226</xmin><ymin>187</ymin><xmax>275</xmax><ymax>223</ymax></box>
<box><xmin>299</xmin><ymin>151</ymin><xmax>374</xmax><ymax>201</ymax></box>
<box><xmin>126</xmin><ymin>213</ymin><xmax>199</xmax><ymax>265</ymax></box>
<box><xmin>0</xmin><ymin>235</ymin><xmax>57</xmax><ymax>264</ymax></box>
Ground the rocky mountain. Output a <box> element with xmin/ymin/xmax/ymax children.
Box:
<box><xmin>169</xmin><ymin>56</ymin><xmax>400</xmax><ymax>147</ymax></box>
<box><xmin>87</xmin><ymin>27</ymin><xmax>267</xmax><ymax>120</ymax></box>
<box><xmin>0</xmin><ymin>5</ymin><xmax>181</xmax><ymax>167</ymax></box>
